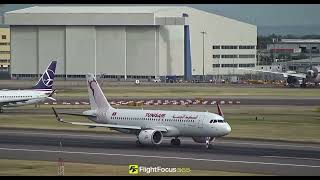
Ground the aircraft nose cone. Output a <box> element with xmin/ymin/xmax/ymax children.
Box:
<box><xmin>225</xmin><ymin>123</ymin><xmax>231</xmax><ymax>135</ymax></box>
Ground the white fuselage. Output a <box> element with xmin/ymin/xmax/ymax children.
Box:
<box><xmin>0</xmin><ymin>90</ymin><xmax>51</xmax><ymax>107</ymax></box>
<box><xmin>88</xmin><ymin>108</ymin><xmax>231</xmax><ymax>138</ymax></box>
<box><xmin>310</xmin><ymin>74</ymin><xmax>320</xmax><ymax>83</ymax></box>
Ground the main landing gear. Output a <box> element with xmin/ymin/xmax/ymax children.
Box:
<box><xmin>171</xmin><ymin>137</ymin><xmax>181</xmax><ymax>146</ymax></box>
<box><xmin>206</xmin><ymin>137</ymin><xmax>215</xmax><ymax>149</ymax></box>
<box><xmin>0</xmin><ymin>107</ymin><xmax>3</xmax><ymax>113</ymax></box>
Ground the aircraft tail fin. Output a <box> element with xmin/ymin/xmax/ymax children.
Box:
<box><xmin>216</xmin><ymin>100</ymin><xmax>224</xmax><ymax>117</ymax></box>
<box><xmin>32</xmin><ymin>61</ymin><xmax>57</xmax><ymax>90</ymax></box>
<box><xmin>86</xmin><ymin>73</ymin><xmax>112</xmax><ymax>110</ymax></box>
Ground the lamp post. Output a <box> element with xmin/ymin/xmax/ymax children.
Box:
<box><xmin>201</xmin><ymin>31</ymin><xmax>206</xmax><ymax>82</ymax></box>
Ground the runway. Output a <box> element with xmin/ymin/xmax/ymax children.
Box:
<box><xmin>0</xmin><ymin>129</ymin><xmax>319</xmax><ymax>175</ymax></box>
<box><xmin>45</xmin><ymin>97</ymin><xmax>320</xmax><ymax>106</ymax></box>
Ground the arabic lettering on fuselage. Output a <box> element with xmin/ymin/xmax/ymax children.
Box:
<box><xmin>145</xmin><ymin>113</ymin><xmax>166</xmax><ymax>118</ymax></box>
<box><xmin>173</xmin><ymin>114</ymin><xmax>198</xmax><ymax>119</ymax></box>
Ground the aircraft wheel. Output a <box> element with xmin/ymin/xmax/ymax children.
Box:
<box><xmin>136</xmin><ymin>140</ymin><xmax>142</xmax><ymax>145</ymax></box>
<box><xmin>206</xmin><ymin>144</ymin><xmax>213</xmax><ymax>149</ymax></box>
<box><xmin>171</xmin><ymin>138</ymin><xmax>181</xmax><ymax>146</ymax></box>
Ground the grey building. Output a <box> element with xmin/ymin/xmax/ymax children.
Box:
<box><xmin>267</xmin><ymin>39</ymin><xmax>320</xmax><ymax>54</ymax></box>
<box><xmin>4</xmin><ymin>6</ymin><xmax>257</xmax><ymax>80</ymax></box>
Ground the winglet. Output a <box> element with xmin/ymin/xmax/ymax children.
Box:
<box><xmin>48</xmin><ymin>89</ymin><xmax>56</xmax><ymax>97</ymax></box>
<box><xmin>52</xmin><ymin>107</ymin><xmax>65</xmax><ymax>123</ymax></box>
<box><xmin>46</xmin><ymin>90</ymin><xmax>56</xmax><ymax>101</ymax></box>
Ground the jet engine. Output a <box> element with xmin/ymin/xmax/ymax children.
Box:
<box><xmin>138</xmin><ymin>130</ymin><xmax>163</xmax><ymax>145</ymax></box>
<box><xmin>307</xmin><ymin>67</ymin><xmax>319</xmax><ymax>79</ymax></box>
<box><xmin>192</xmin><ymin>137</ymin><xmax>214</xmax><ymax>143</ymax></box>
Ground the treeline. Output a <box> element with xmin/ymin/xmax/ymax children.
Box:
<box><xmin>257</xmin><ymin>34</ymin><xmax>320</xmax><ymax>49</ymax></box>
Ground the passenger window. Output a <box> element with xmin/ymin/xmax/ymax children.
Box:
<box><xmin>210</xmin><ymin>120</ymin><xmax>213</xmax><ymax>123</ymax></box>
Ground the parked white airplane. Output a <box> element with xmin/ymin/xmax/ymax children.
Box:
<box><xmin>0</xmin><ymin>61</ymin><xmax>57</xmax><ymax>112</ymax></box>
<box><xmin>238</xmin><ymin>66</ymin><xmax>320</xmax><ymax>87</ymax></box>
<box><xmin>52</xmin><ymin>73</ymin><xmax>231</xmax><ymax>149</ymax></box>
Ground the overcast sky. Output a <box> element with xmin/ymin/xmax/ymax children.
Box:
<box><xmin>1</xmin><ymin>4</ymin><xmax>320</xmax><ymax>26</ymax></box>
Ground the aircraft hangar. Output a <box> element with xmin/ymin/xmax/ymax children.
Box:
<box><xmin>3</xmin><ymin>6</ymin><xmax>257</xmax><ymax>80</ymax></box>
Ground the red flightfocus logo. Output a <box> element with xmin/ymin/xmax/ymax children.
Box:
<box><xmin>112</xmin><ymin>112</ymin><xmax>117</xmax><ymax>116</ymax></box>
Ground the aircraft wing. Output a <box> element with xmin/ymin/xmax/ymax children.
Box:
<box><xmin>52</xmin><ymin>107</ymin><xmax>168</xmax><ymax>132</ymax></box>
<box><xmin>59</xmin><ymin>112</ymin><xmax>96</xmax><ymax>118</ymax></box>
<box><xmin>0</xmin><ymin>98</ymin><xmax>31</xmax><ymax>106</ymax></box>
<box><xmin>238</xmin><ymin>68</ymin><xmax>307</xmax><ymax>78</ymax></box>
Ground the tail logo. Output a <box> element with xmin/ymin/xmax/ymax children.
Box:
<box><xmin>88</xmin><ymin>79</ymin><xmax>97</xmax><ymax>97</ymax></box>
<box><xmin>42</xmin><ymin>69</ymin><xmax>55</xmax><ymax>87</ymax></box>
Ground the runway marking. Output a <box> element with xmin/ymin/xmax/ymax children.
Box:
<box><xmin>1</xmin><ymin>131</ymin><xmax>320</xmax><ymax>150</ymax></box>
<box><xmin>0</xmin><ymin>147</ymin><xmax>320</xmax><ymax>168</ymax></box>
<box><xmin>263</xmin><ymin>156</ymin><xmax>320</xmax><ymax>161</ymax></box>
<box><xmin>218</xmin><ymin>141</ymin><xmax>320</xmax><ymax>149</ymax></box>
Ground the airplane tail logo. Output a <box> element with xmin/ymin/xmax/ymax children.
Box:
<box><xmin>86</xmin><ymin>73</ymin><xmax>113</xmax><ymax>110</ymax></box>
<box><xmin>33</xmin><ymin>61</ymin><xmax>57</xmax><ymax>90</ymax></box>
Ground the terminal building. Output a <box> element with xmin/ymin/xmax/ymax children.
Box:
<box><xmin>3</xmin><ymin>6</ymin><xmax>257</xmax><ymax>80</ymax></box>
<box><xmin>267</xmin><ymin>39</ymin><xmax>320</xmax><ymax>54</ymax></box>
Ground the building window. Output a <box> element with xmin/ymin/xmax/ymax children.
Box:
<box><xmin>239</xmin><ymin>54</ymin><xmax>256</xmax><ymax>58</ymax></box>
<box><xmin>212</xmin><ymin>64</ymin><xmax>220</xmax><ymax>68</ymax></box>
<box><xmin>239</xmin><ymin>64</ymin><xmax>255</xmax><ymax>67</ymax></box>
<box><xmin>1</xmin><ymin>35</ymin><xmax>6</xmax><ymax>40</ymax></box>
<box><xmin>212</xmin><ymin>46</ymin><xmax>220</xmax><ymax>49</ymax></box>
<box><xmin>212</xmin><ymin>55</ymin><xmax>220</xmax><ymax>59</ymax></box>
<box><xmin>221</xmin><ymin>45</ymin><xmax>238</xmax><ymax>49</ymax></box>
<box><xmin>221</xmin><ymin>64</ymin><xmax>238</xmax><ymax>68</ymax></box>
<box><xmin>0</xmin><ymin>51</ymin><xmax>10</xmax><ymax>54</ymax></box>
<box><xmin>221</xmin><ymin>54</ymin><xmax>238</xmax><ymax>58</ymax></box>
<box><xmin>239</xmin><ymin>45</ymin><xmax>255</xmax><ymax>49</ymax></box>
<box><xmin>0</xmin><ymin>43</ymin><xmax>10</xmax><ymax>46</ymax></box>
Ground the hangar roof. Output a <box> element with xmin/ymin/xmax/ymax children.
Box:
<box><xmin>4</xmin><ymin>6</ymin><xmax>190</xmax><ymax>26</ymax></box>
<box><xmin>6</xmin><ymin>6</ymin><xmax>185</xmax><ymax>14</ymax></box>
<box><xmin>4</xmin><ymin>5</ymin><xmax>255</xmax><ymax>27</ymax></box>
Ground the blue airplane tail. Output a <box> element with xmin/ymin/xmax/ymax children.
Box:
<box><xmin>32</xmin><ymin>61</ymin><xmax>57</xmax><ymax>90</ymax></box>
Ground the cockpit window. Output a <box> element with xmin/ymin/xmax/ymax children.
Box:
<box><xmin>218</xmin><ymin>120</ymin><xmax>224</xmax><ymax>123</ymax></box>
<box><xmin>210</xmin><ymin>120</ymin><xmax>218</xmax><ymax>123</ymax></box>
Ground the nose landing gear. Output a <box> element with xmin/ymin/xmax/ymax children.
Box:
<box><xmin>205</xmin><ymin>137</ymin><xmax>215</xmax><ymax>149</ymax></box>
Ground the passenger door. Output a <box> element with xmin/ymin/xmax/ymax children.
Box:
<box><xmin>197</xmin><ymin>115</ymin><xmax>203</xmax><ymax>129</ymax></box>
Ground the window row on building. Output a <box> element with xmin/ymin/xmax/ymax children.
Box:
<box><xmin>212</xmin><ymin>54</ymin><xmax>256</xmax><ymax>59</ymax></box>
<box><xmin>212</xmin><ymin>63</ymin><xmax>255</xmax><ymax>68</ymax></box>
<box><xmin>0</xmin><ymin>42</ymin><xmax>10</xmax><ymax>46</ymax></box>
<box><xmin>0</xmin><ymin>59</ymin><xmax>10</xmax><ymax>63</ymax></box>
<box><xmin>212</xmin><ymin>45</ymin><xmax>256</xmax><ymax>49</ymax></box>
<box><xmin>0</xmin><ymin>51</ymin><xmax>10</xmax><ymax>54</ymax></box>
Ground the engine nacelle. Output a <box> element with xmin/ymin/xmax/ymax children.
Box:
<box><xmin>192</xmin><ymin>137</ymin><xmax>214</xmax><ymax>143</ymax></box>
<box><xmin>307</xmin><ymin>67</ymin><xmax>319</xmax><ymax>79</ymax></box>
<box><xmin>138</xmin><ymin>130</ymin><xmax>163</xmax><ymax>145</ymax></box>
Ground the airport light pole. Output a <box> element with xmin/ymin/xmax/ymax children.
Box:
<box><xmin>94</xmin><ymin>27</ymin><xmax>97</xmax><ymax>78</ymax></box>
<box><xmin>201</xmin><ymin>31</ymin><xmax>206</xmax><ymax>82</ymax></box>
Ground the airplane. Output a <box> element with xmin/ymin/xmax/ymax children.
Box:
<box><xmin>238</xmin><ymin>66</ymin><xmax>320</xmax><ymax>87</ymax></box>
<box><xmin>52</xmin><ymin>73</ymin><xmax>231</xmax><ymax>149</ymax></box>
<box><xmin>0</xmin><ymin>60</ymin><xmax>57</xmax><ymax>113</ymax></box>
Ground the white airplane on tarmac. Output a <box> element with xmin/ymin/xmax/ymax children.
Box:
<box><xmin>52</xmin><ymin>74</ymin><xmax>231</xmax><ymax>149</ymax></box>
<box><xmin>0</xmin><ymin>61</ymin><xmax>57</xmax><ymax>113</ymax></box>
